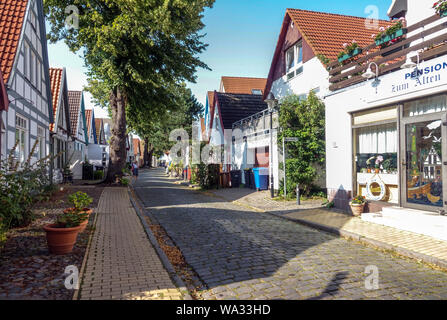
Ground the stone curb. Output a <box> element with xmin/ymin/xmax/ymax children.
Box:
<box><xmin>128</xmin><ymin>186</ymin><xmax>193</xmax><ymax>300</ymax></box>
<box><xmin>225</xmin><ymin>198</ymin><xmax>447</xmax><ymax>271</ymax></box>
<box><xmin>72</xmin><ymin>188</ymin><xmax>104</xmax><ymax>300</ymax></box>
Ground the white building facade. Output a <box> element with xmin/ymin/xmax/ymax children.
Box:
<box><xmin>67</xmin><ymin>90</ymin><xmax>88</xmax><ymax>179</ymax></box>
<box><xmin>324</xmin><ymin>0</ymin><xmax>447</xmax><ymax>238</ymax></box>
<box><xmin>0</xmin><ymin>0</ymin><xmax>53</xmax><ymax>167</ymax></box>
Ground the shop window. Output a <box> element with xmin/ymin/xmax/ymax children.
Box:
<box><xmin>355</xmin><ymin>123</ymin><xmax>398</xmax><ymax>173</ymax></box>
<box><xmin>404</xmin><ymin>94</ymin><xmax>446</xmax><ymax>117</ymax></box>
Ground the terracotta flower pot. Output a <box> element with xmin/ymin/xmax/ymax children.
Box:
<box><xmin>43</xmin><ymin>224</ymin><xmax>82</xmax><ymax>255</ymax></box>
<box><xmin>375</xmin><ymin>168</ymin><xmax>380</xmax><ymax>173</ymax></box>
<box><xmin>350</xmin><ymin>202</ymin><xmax>365</xmax><ymax>217</ymax></box>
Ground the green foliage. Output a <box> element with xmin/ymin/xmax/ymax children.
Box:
<box><xmin>93</xmin><ymin>170</ymin><xmax>104</xmax><ymax>180</ymax></box>
<box><xmin>44</xmin><ymin>0</ymin><xmax>215</xmax><ymax>178</ymax></box>
<box><xmin>196</xmin><ymin>164</ymin><xmax>220</xmax><ymax>189</ymax></box>
<box><xmin>120</xmin><ymin>177</ymin><xmax>130</xmax><ymax>186</ymax></box>
<box><xmin>322</xmin><ymin>200</ymin><xmax>335</xmax><ymax>208</ymax></box>
<box><xmin>190</xmin><ymin>165</ymin><xmax>199</xmax><ymax>184</ymax></box>
<box><xmin>68</xmin><ymin>191</ymin><xmax>93</xmax><ymax>212</ymax></box>
<box><xmin>0</xmin><ymin>218</ymin><xmax>7</xmax><ymax>249</ymax></box>
<box><xmin>351</xmin><ymin>195</ymin><xmax>366</xmax><ymax>204</ymax></box>
<box><xmin>337</xmin><ymin>41</ymin><xmax>359</xmax><ymax>59</ymax></box>
<box><xmin>122</xmin><ymin>166</ymin><xmax>131</xmax><ymax>175</ymax></box>
<box><xmin>434</xmin><ymin>1</ymin><xmax>447</xmax><ymax>14</ymax></box>
<box><xmin>0</xmin><ymin>141</ymin><xmax>54</xmax><ymax>230</ymax></box>
<box><xmin>316</xmin><ymin>54</ymin><xmax>331</xmax><ymax>69</ymax></box>
<box><xmin>127</xmin><ymin>87</ymin><xmax>204</xmax><ymax>158</ymax></box>
<box><xmin>278</xmin><ymin>91</ymin><xmax>326</xmax><ymax>196</ymax></box>
<box><xmin>56</xmin><ymin>211</ymin><xmax>88</xmax><ymax>228</ymax></box>
<box><xmin>374</xmin><ymin>20</ymin><xmax>404</xmax><ymax>42</ymax></box>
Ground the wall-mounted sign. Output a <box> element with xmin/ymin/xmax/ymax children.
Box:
<box><xmin>392</xmin><ymin>61</ymin><xmax>447</xmax><ymax>94</ymax></box>
<box><xmin>367</xmin><ymin>56</ymin><xmax>447</xmax><ymax>103</ymax></box>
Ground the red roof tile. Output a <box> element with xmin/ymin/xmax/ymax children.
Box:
<box><xmin>49</xmin><ymin>67</ymin><xmax>63</xmax><ymax>132</ymax></box>
<box><xmin>207</xmin><ymin>91</ymin><xmax>214</xmax><ymax>110</ymax></box>
<box><xmin>0</xmin><ymin>0</ymin><xmax>28</xmax><ymax>83</ymax></box>
<box><xmin>220</xmin><ymin>77</ymin><xmax>267</xmax><ymax>95</ymax></box>
<box><xmin>200</xmin><ymin>117</ymin><xmax>206</xmax><ymax>139</ymax></box>
<box><xmin>265</xmin><ymin>8</ymin><xmax>390</xmax><ymax>97</ymax></box>
<box><xmin>286</xmin><ymin>8</ymin><xmax>390</xmax><ymax>61</ymax></box>
<box><xmin>85</xmin><ymin>109</ymin><xmax>92</xmax><ymax>138</ymax></box>
<box><xmin>68</xmin><ymin>90</ymin><xmax>82</xmax><ymax>135</ymax></box>
<box><xmin>95</xmin><ymin>118</ymin><xmax>102</xmax><ymax>142</ymax></box>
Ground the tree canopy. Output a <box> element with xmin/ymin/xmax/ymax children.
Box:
<box><xmin>44</xmin><ymin>0</ymin><xmax>214</xmax><ymax>181</ymax></box>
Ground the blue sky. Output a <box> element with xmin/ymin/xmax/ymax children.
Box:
<box><xmin>47</xmin><ymin>0</ymin><xmax>392</xmax><ymax>116</ymax></box>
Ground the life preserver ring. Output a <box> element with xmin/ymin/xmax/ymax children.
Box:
<box><xmin>365</xmin><ymin>175</ymin><xmax>386</xmax><ymax>201</ymax></box>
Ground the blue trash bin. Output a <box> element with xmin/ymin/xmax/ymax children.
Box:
<box><xmin>252</xmin><ymin>167</ymin><xmax>269</xmax><ymax>191</ymax></box>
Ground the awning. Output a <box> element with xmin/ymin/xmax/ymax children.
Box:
<box><xmin>387</xmin><ymin>0</ymin><xmax>407</xmax><ymax>18</ymax></box>
<box><xmin>0</xmin><ymin>70</ymin><xmax>8</xmax><ymax>112</ymax></box>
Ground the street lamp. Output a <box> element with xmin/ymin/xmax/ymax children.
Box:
<box><xmin>362</xmin><ymin>62</ymin><xmax>379</xmax><ymax>79</ymax></box>
<box><xmin>264</xmin><ymin>92</ymin><xmax>278</xmax><ymax>198</ymax></box>
<box><xmin>401</xmin><ymin>51</ymin><xmax>420</xmax><ymax>69</ymax></box>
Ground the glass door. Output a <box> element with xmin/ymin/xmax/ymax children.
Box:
<box><xmin>402</xmin><ymin>115</ymin><xmax>446</xmax><ymax>212</ymax></box>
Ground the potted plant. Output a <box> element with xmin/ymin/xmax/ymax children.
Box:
<box><xmin>375</xmin><ymin>155</ymin><xmax>384</xmax><ymax>173</ymax></box>
<box><xmin>366</xmin><ymin>156</ymin><xmax>375</xmax><ymax>173</ymax></box>
<box><xmin>374</xmin><ymin>19</ymin><xmax>407</xmax><ymax>49</ymax></box>
<box><xmin>43</xmin><ymin>211</ymin><xmax>88</xmax><ymax>254</ymax></box>
<box><xmin>382</xmin><ymin>158</ymin><xmax>392</xmax><ymax>174</ymax></box>
<box><xmin>337</xmin><ymin>40</ymin><xmax>362</xmax><ymax>63</ymax></box>
<box><xmin>63</xmin><ymin>191</ymin><xmax>93</xmax><ymax>232</ymax></box>
<box><xmin>433</xmin><ymin>1</ymin><xmax>447</xmax><ymax>17</ymax></box>
<box><xmin>350</xmin><ymin>195</ymin><xmax>367</xmax><ymax>217</ymax></box>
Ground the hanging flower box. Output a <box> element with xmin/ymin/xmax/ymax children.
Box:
<box><xmin>375</xmin><ymin>28</ymin><xmax>407</xmax><ymax>46</ymax></box>
<box><xmin>338</xmin><ymin>48</ymin><xmax>362</xmax><ymax>63</ymax></box>
<box><xmin>434</xmin><ymin>1</ymin><xmax>447</xmax><ymax>17</ymax></box>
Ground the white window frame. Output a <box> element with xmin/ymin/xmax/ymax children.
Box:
<box><xmin>15</xmin><ymin>115</ymin><xmax>28</xmax><ymax>164</ymax></box>
<box><xmin>285</xmin><ymin>41</ymin><xmax>304</xmax><ymax>81</ymax></box>
<box><xmin>24</xmin><ymin>42</ymin><xmax>30</xmax><ymax>80</ymax></box>
<box><xmin>37</xmin><ymin>125</ymin><xmax>45</xmax><ymax>159</ymax></box>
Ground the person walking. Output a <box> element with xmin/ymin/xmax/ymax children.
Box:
<box><xmin>132</xmin><ymin>161</ymin><xmax>139</xmax><ymax>182</ymax></box>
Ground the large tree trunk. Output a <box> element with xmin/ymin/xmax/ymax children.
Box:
<box><xmin>106</xmin><ymin>87</ymin><xmax>127</xmax><ymax>183</ymax></box>
<box><xmin>143</xmin><ymin>137</ymin><xmax>150</xmax><ymax>168</ymax></box>
<box><xmin>148</xmin><ymin>145</ymin><xmax>154</xmax><ymax>168</ymax></box>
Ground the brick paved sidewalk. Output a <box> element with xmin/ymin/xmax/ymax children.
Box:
<box><xmin>79</xmin><ymin>187</ymin><xmax>183</xmax><ymax>300</ymax></box>
<box><xmin>209</xmin><ymin>188</ymin><xmax>447</xmax><ymax>270</ymax></box>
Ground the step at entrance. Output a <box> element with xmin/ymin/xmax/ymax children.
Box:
<box><xmin>361</xmin><ymin>206</ymin><xmax>447</xmax><ymax>241</ymax></box>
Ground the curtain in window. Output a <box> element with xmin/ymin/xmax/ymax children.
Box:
<box><xmin>357</xmin><ymin>123</ymin><xmax>397</xmax><ymax>154</ymax></box>
<box><xmin>405</xmin><ymin>95</ymin><xmax>446</xmax><ymax>117</ymax></box>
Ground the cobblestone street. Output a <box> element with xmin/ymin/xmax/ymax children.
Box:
<box><xmin>134</xmin><ymin>169</ymin><xmax>447</xmax><ymax>300</ymax></box>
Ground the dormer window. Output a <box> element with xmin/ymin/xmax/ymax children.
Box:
<box><xmin>285</xmin><ymin>41</ymin><xmax>303</xmax><ymax>81</ymax></box>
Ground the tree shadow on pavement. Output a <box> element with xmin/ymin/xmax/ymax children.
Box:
<box><xmin>133</xmin><ymin>168</ymin><xmax>447</xmax><ymax>300</ymax></box>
